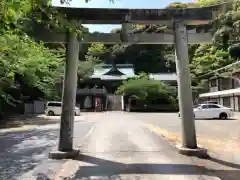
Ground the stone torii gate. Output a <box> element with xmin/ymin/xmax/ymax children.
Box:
<box><xmin>42</xmin><ymin>5</ymin><xmax>223</xmax><ymax>159</ymax></box>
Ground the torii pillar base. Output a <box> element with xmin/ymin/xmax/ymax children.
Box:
<box><xmin>176</xmin><ymin>144</ymin><xmax>209</xmax><ymax>159</ymax></box>
<box><xmin>49</xmin><ymin>149</ymin><xmax>79</xmax><ymax>160</ymax></box>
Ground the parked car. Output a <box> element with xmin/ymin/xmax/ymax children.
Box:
<box><xmin>178</xmin><ymin>104</ymin><xmax>233</xmax><ymax>119</ymax></box>
<box><xmin>45</xmin><ymin>101</ymin><xmax>80</xmax><ymax>116</ymax></box>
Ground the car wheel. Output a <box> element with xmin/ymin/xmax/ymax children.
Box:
<box><xmin>48</xmin><ymin>110</ymin><xmax>55</xmax><ymax>116</ymax></box>
<box><xmin>219</xmin><ymin>112</ymin><xmax>227</xmax><ymax>119</ymax></box>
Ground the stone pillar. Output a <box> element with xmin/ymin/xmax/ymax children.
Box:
<box><xmin>220</xmin><ymin>97</ymin><xmax>224</xmax><ymax>105</ymax></box>
<box><xmin>58</xmin><ymin>31</ymin><xmax>79</xmax><ymax>152</ymax></box>
<box><xmin>231</xmin><ymin>95</ymin><xmax>235</xmax><ymax>110</ymax></box>
<box><xmin>217</xmin><ymin>77</ymin><xmax>221</xmax><ymax>91</ymax></box>
<box><xmin>120</xmin><ymin>15</ymin><xmax>132</xmax><ymax>42</ymax></box>
<box><xmin>174</xmin><ymin>21</ymin><xmax>197</xmax><ymax>149</ymax></box>
<box><xmin>235</xmin><ymin>96</ymin><xmax>239</xmax><ymax>111</ymax></box>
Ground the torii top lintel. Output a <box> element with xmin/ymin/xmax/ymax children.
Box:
<box><xmin>54</xmin><ymin>4</ymin><xmax>223</xmax><ymax>25</ymax></box>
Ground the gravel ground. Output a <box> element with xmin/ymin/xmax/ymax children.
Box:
<box><xmin>0</xmin><ymin>114</ymin><xmax>96</xmax><ymax>180</ymax></box>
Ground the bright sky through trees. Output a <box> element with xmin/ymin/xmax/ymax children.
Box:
<box><xmin>52</xmin><ymin>0</ymin><xmax>192</xmax><ymax>32</ymax></box>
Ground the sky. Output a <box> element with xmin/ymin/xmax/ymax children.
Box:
<box><xmin>52</xmin><ymin>0</ymin><xmax>193</xmax><ymax>32</ymax></box>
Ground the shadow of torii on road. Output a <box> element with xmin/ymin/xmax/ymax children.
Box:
<box><xmin>65</xmin><ymin>154</ymin><xmax>240</xmax><ymax>180</ymax></box>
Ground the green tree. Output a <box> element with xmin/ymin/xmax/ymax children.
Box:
<box><xmin>0</xmin><ymin>32</ymin><xmax>65</xmax><ymax>102</ymax></box>
<box><xmin>77</xmin><ymin>43</ymin><xmax>107</xmax><ymax>80</ymax></box>
<box><xmin>190</xmin><ymin>0</ymin><xmax>240</xmax><ymax>81</ymax></box>
<box><xmin>117</xmin><ymin>73</ymin><xmax>177</xmax><ymax>105</ymax></box>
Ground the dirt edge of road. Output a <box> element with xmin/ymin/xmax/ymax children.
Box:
<box><xmin>143</xmin><ymin>122</ymin><xmax>240</xmax><ymax>180</ymax></box>
<box><xmin>143</xmin><ymin>123</ymin><xmax>240</xmax><ymax>155</ymax></box>
<box><xmin>0</xmin><ymin>116</ymin><xmax>84</xmax><ymax>134</ymax></box>
<box><xmin>0</xmin><ymin>115</ymin><xmax>59</xmax><ymax>128</ymax></box>
<box><xmin>0</xmin><ymin>125</ymin><xmax>38</xmax><ymax>134</ymax></box>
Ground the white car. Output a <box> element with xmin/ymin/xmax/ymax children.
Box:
<box><xmin>178</xmin><ymin>104</ymin><xmax>233</xmax><ymax>119</ymax></box>
<box><xmin>45</xmin><ymin>101</ymin><xmax>80</xmax><ymax>116</ymax></box>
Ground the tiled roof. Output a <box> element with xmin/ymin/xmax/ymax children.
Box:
<box><xmin>90</xmin><ymin>67</ymin><xmax>110</xmax><ymax>78</ymax></box>
<box><xmin>119</xmin><ymin>68</ymin><xmax>135</xmax><ymax>77</ymax></box>
<box><xmin>90</xmin><ymin>64</ymin><xmax>135</xmax><ymax>80</ymax></box>
<box><xmin>103</xmin><ymin>67</ymin><xmax>125</xmax><ymax>76</ymax></box>
<box><xmin>90</xmin><ymin>64</ymin><xmax>177</xmax><ymax>81</ymax></box>
<box><xmin>101</xmin><ymin>75</ymin><xmax>129</xmax><ymax>80</ymax></box>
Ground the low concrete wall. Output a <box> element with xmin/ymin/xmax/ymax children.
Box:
<box><xmin>24</xmin><ymin>101</ymin><xmax>46</xmax><ymax>114</ymax></box>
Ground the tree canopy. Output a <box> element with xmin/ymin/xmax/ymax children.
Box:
<box><xmin>188</xmin><ymin>0</ymin><xmax>240</xmax><ymax>83</ymax></box>
<box><xmin>0</xmin><ymin>0</ymin><xmax>66</xmax><ymax>116</ymax></box>
<box><xmin>117</xmin><ymin>73</ymin><xmax>177</xmax><ymax>105</ymax></box>
<box><xmin>1</xmin><ymin>0</ymin><xmax>240</xmax><ymax>116</ymax></box>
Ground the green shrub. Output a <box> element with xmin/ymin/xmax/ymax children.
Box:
<box><xmin>117</xmin><ymin>73</ymin><xmax>177</xmax><ymax>105</ymax></box>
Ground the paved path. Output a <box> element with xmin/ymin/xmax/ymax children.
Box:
<box><xmin>57</xmin><ymin>112</ymin><xmax>220</xmax><ymax>180</ymax></box>
<box><xmin>129</xmin><ymin>112</ymin><xmax>240</xmax><ymax>141</ymax></box>
<box><xmin>0</xmin><ymin>117</ymin><xmax>95</xmax><ymax>180</ymax></box>
<box><xmin>130</xmin><ymin>112</ymin><xmax>240</xmax><ymax>163</ymax></box>
<box><xmin>127</xmin><ymin>112</ymin><xmax>240</xmax><ymax>180</ymax></box>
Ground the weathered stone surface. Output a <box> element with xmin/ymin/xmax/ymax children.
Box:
<box><xmin>49</xmin><ymin>149</ymin><xmax>80</xmax><ymax>159</ymax></box>
<box><xmin>53</xmin><ymin>5</ymin><xmax>224</xmax><ymax>24</ymax></box>
<box><xmin>176</xmin><ymin>144</ymin><xmax>209</xmax><ymax>158</ymax></box>
<box><xmin>35</xmin><ymin>31</ymin><xmax>212</xmax><ymax>44</ymax></box>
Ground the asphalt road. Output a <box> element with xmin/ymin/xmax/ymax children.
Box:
<box><xmin>0</xmin><ymin>119</ymin><xmax>95</xmax><ymax>180</ymax></box>
<box><xmin>58</xmin><ymin>112</ymin><xmax>219</xmax><ymax>180</ymax></box>
<box><xmin>2</xmin><ymin>112</ymin><xmax>239</xmax><ymax>179</ymax></box>
<box><xmin>129</xmin><ymin>112</ymin><xmax>240</xmax><ymax>142</ymax></box>
<box><xmin>129</xmin><ymin>112</ymin><xmax>240</xmax><ymax>177</ymax></box>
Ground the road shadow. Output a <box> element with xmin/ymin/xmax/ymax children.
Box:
<box><xmin>0</xmin><ymin>114</ymin><xmax>34</xmax><ymax>128</ymax></box>
<box><xmin>127</xmin><ymin>110</ymin><xmax>178</xmax><ymax>113</ymax></box>
<box><xmin>36</xmin><ymin>173</ymin><xmax>51</xmax><ymax>180</ymax></box>
<box><xmin>195</xmin><ymin>118</ymin><xmax>237</xmax><ymax>121</ymax></box>
<box><xmin>208</xmin><ymin>156</ymin><xmax>240</xmax><ymax>169</ymax></box>
<box><xmin>0</xmin><ymin>129</ymin><xmax>59</xmax><ymax>179</ymax></box>
<box><xmin>0</xmin><ymin>115</ymin><xmax>61</xmax><ymax>129</ymax></box>
<box><xmin>68</xmin><ymin>154</ymin><xmax>240</xmax><ymax>180</ymax></box>
<box><xmin>201</xmin><ymin>155</ymin><xmax>240</xmax><ymax>180</ymax></box>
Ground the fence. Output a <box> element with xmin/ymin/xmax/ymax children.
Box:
<box><xmin>24</xmin><ymin>100</ymin><xmax>46</xmax><ymax>114</ymax></box>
